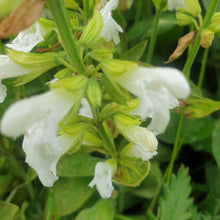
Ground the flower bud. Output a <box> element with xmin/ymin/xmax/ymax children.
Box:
<box><xmin>200</xmin><ymin>29</ymin><xmax>215</xmax><ymax>48</ymax></box>
<box><xmin>176</xmin><ymin>12</ymin><xmax>194</xmax><ymax>26</ymax></box>
<box><xmin>7</xmin><ymin>49</ymin><xmax>62</xmax><ymax>85</ymax></box>
<box><xmin>209</xmin><ymin>12</ymin><xmax>220</xmax><ymax>37</ymax></box>
<box><xmin>86</xmin><ymin>78</ymin><xmax>102</xmax><ymax>120</ymax></box>
<box><xmin>80</xmin><ymin>12</ymin><xmax>103</xmax><ymax>48</ymax></box>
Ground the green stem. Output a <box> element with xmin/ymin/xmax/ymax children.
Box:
<box><xmin>0</xmin><ymin>40</ymin><xmax>4</xmax><ymax>54</ymax></box>
<box><xmin>98</xmin><ymin>123</ymin><xmax>118</xmax><ymax>158</ymax></box>
<box><xmin>135</xmin><ymin>0</ymin><xmax>143</xmax><ymax>22</ymax></box>
<box><xmin>148</xmin><ymin>168</ymin><xmax>168</xmax><ymax>212</ymax></box>
<box><xmin>201</xmin><ymin>0</ymin><xmax>219</xmax><ymax>29</ymax></box>
<box><xmin>198</xmin><ymin>48</ymin><xmax>209</xmax><ymax>89</ymax></box>
<box><xmin>146</xmin><ymin>8</ymin><xmax>161</xmax><ymax>63</ymax></box>
<box><xmin>5</xmin><ymin>183</ymin><xmax>26</xmax><ymax>203</ymax></box>
<box><xmin>183</xmin><ymin>0</ymin><xmax>219</xmax><ymax>77</ymax></box>
<box><xmin>48</xmin><ymin>0</ymin><xmax>85</xmax><ymax>74</ymax></box>
<box><xmin>168</xmin><ymin>2</ymin><xmax>219</xmax><ymax>182</ymax></box>
<box><xmin>83</xmin><ymin>0</ymin><xmax>90</xmax><ymax>24</ymax></box>
<box><xmin>182</xmin><ymin>33</ymin><xmax>200</xmax><ymax>78</ymax></box>
<box><xmin>166</xmin><ymin>114</ymin><xmax>184</xmax><ymax>183</ymax></box>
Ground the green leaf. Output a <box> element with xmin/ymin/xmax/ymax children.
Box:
<box><xmin>101</xmin><ymin>74</ymin><xmax>131</xmax><ymax>105</ymax></box>
<box><xmin>159</xmin><ymin>166</ymin><xmax>192</xmax><ymax>220</ymax></box>
<box><xmin>158</xmin><ymin>111</ymin><xmax>215</xmax><ymax>144</ymax></box>
<box><xmin>0</xmin><ymin>201</ymin><xmax>19</xmax><ymax>220</ymax></box>
<box><xmin>75</xmin><ymin>199</ymin><xmax>115</xmax><ymax>220</ymax></box>
<box><xmin>121</xmin><ymin>40</ymin><xmax>148</xmax><ymax>61</ymax></box>
<box><xmin>25</xmin><ymin>167</ymin><xmax>37</xmax><ymax>184</ymax></box>
<box><xmin>212</xmin><ymin>120</ymin><xmax>220</xmax><ymax>168</ymax></box>
<box><xmin>57</xmin><ymin>153</ymin><xmax>103</xmax><ymax>177</ymax></box>
<box><xmin>0</xmin><ymin>174</ymin><xmax>13</xmax><ymax>195</ymax></box>
<box><xmin>115</xmin><ymin>158</ymin><xmax>150</xmax><ymax>187</ymax></box>
<box><xmin>130</xmin><ymin>163</ymin><xmax>162</xmax><ymax>199</ymax></box>
<box><xmin>177</xmin><ymin>95</ymin><xmax>220</xmax><ymax>119</ymax></box>
<box><xmin>205</xmin><ymin>165</ymin><xmax>220</xmax><ymax>199</ymax></box>
<box><xmin>79</xmin><ymin>11</ymin><xmax>103</xmax><ymax>48</ymax></box>
<box><xmin>7</xmin><ymin>50</ymin><xmax>61</xmax><ymax>86</ymax></box>
<box><xmin>127</xmin><ymin>16</ymin><xmax>177</xmax><ymax>42</ymax></box>
<box><xmin>53</xmin><ymin>177</ymin><xmax>94</xmax><ymax>217</ymax></box>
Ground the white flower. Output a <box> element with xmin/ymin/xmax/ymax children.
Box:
<box><xmin>100</xmin><ymin>0</ymin><xmax>123</xmax><ymax>44</ymax></box>
<box><xmin>1</xmin><ymin>89</ymin><xmax>75</xmax><ymax>186</ymax></box>
<box><xmin>89</xmin><ymin>160</ymin><xmax>117</xmax><ymax>198</ymax></box>
<box><xmin>115</xmin><ymin>67</ymin><xmax>190</xmax><ymax>135</ymax></box>
<box><xmin>0</xmin><ymin>55</ymin><xmax>30</xmax><ymax>103</ymax></box>
<box><xmin>167</xmin><ymin>0</ymin><xmax>184</xmax><ymax>11</ymax></box>
<box><xmin>0</xmin><ymin>80</ymin><xmax>7</xmax><ymax>103</ymax></box>
<box><xmin>114</xmin><ymin>114</ymin><xmax>158</xmax><ymax>161</ymax></box>
<box><xmin>6</xmin><ymin>22</ymin><xmax>45</xmax><ymax>53</ymax></box>
<box><xmin>167</xmin><ymin>0</ymin><xmax>201</xmax><ymax>17</ymax></box>
<box><xmin>78</xmin><ymin>98</ymin><xmax>93</xmax><ymax>119</ymax></box>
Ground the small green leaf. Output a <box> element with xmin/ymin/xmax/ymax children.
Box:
<box><xmin>177</xmin><ymin>95</ymin><xmax>220</xmax><ymax>119</ymax></box>
<box><xmin>0</xmin><ymin>174</ymin><xmax>13</xmax><ymax>195</ymax></box>
<box><xmin>79</xmin><ymin>11</ymin><xmax>103</xmax><ymax>48</ymax></box>
<box><xmin>57</xmin><ymin>153</ymin><xmax>103</xmax><ymax>177</ymax></box>
<box><xmin>115</xmin><ymin>158</ymin><xmax>150</xmax><ymax>187</ymax></box>
<box><xmin>53</xmin><ymin>177</ymin><xmax>93</xmax><ymax>217</ymax></box>
<box><xmin>0</xmin><ymin>201</ymin><xmax>19</xmax><ymax>220</ymax></box>
<box><xmin>75</xmin><ymin>199</ymin><xmax>115</xmax><ymax>220</ymax></box>
<box><xmin>212</xmin><ymin>120</ymin><xmax>220</xmax><ymax>168</ymax></box>
<box><xmin>159</xmin><ymin>166</ymin><xmax>192</xmax><ymax>220</ymax></box>
<box><xmin>88</xmin><ymin>49</ymin><xmax>114</xmax><ymax>62</ymax></box>
<box><xmin>130</xmin><ymin>163</ymin><xmax>162</xmax><ymax>199</ymax></box>
<box><xmin>101</xmin><ymin>74</ymin><xmax>130</xmax><ymax>105</ymax></box>
<box><xmin>121</xmin><ymin>40</ymin><xmax>148</xmax><ymax>61</ymax></box>
<box><xmin>7</xmin><ymin>50</ymin><xmax>61</xmax><ymax>86</ymax></box>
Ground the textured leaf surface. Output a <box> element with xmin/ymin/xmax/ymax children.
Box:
<box><xmin>159</xmin><ymin>167</ymin><xmax>192</xmax><ymax>220</ymax></box>
<box><xmin>212</xmin><ymin>120</ymin><xmax>220</xmax><ymax>169</ymax></box>
<box><xmin>75</xmin><ymin>199</ymin><xmax>114</xmax><ymax>220</ymax></box>
<box><xmin>53</xmin><ymin>177</ymin><xmax>93</xmax><ymax>216</ymax></box>
<box><xmin>57</xmin><ymin>153</ymin><xmax>103</xmax><ymax>177</ymax></box>
<box><xmin>0</xmin><ymin>201</ymin><xmax>19</xmax><ymax>220</ymax></box>
<box><xmin>115</xmin><ymin>158</ymin><xmax>150</xmax><ymax>187</ymax></box>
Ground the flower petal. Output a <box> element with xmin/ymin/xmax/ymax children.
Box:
<box><xmin>78</xmin><ymin>98</ymin><xmax>93</xmax><ymax>119</ymax></box>
<box><xmin>1</xmin><ymin>90</ymin><xmax>73</xmax><ymax>138</ymax></box>
<box><xmin>6</xmin><ymin>22</ymin><xmax>45</xmax><ymax>53</ymax></box>
<box><xmin>0</xmin><ymin>81</ymin><xmax>7</xmax><ymax>103</ymax></box>
<box><xmin>0</xmin><ymin>55</ymin><xmax>30</xmax><ymax>80</ymax></box>
<box><xmin>100</xmin><ymin>0</ymin><xmax>123</xmax><ymax>44</ymax></box>
<box><xmin>89</xmin><ymin>161</ymin><xmax>115</xmax><ymax>198</ymax></box>
<box><xmin>116</xmin><ymin>66</ymin><xmax>190</xmax><ymax>134</ymax></box>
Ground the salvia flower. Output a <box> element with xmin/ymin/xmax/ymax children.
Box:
<box><xmin>0</xmin><ymin>74</ymin><xmax>88</xmax><ymax>186</ymax></box>
<box><xmin>1</xmin><ymin>89</ymin><xmax>74</xmax><ymax>186</ymax></box>
<box><xmin>101</xmin><ymin>60</ymin><xmax>190</xmax><ymax>135</ymax></box>
<box><xmin>100</xmin><ymin>0</ymin><xmax>123</xmax><ymax>44</ymax></box>
<box><xmin>6</xmin><ymin>22</ymin><xmax>45</xmax><ymax>53</ymax></box>
<box><xmin>114</xmin><ymin>114</ymin><xmax>158</xmax><ymax>161</ymax></box>
<box><xmin>89</xmin><ymin>159</ymin><xmax>117</xmax><ymax>198</ymax></box>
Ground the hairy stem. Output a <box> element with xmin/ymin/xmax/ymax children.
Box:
<box><xmin>198</xmin><ymin>48</ymin><xmax>209</xmax><ymax>89</ymax></box>
<box><xmin>146</xmin><ymin>8</ymin><xmax>161</xmax><ymax>63</ymax></box>
<box><xmin>48</xmin><ymin>0</ymin><xmax>85</xmax><ymax>74</ymax></box>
